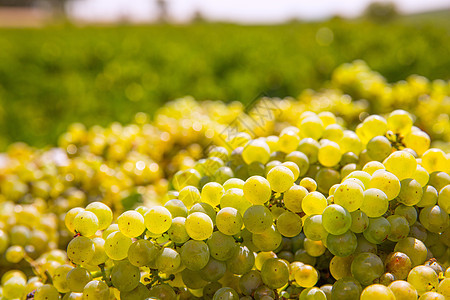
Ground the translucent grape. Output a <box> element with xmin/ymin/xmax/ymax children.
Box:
<box><xmin>117</xmin><ymin>210</ymin><xmax>146</xmax><ymax>238</ymax></box>
<box><xmin>360</xmin><ymin>188</ymin><xmax>388</xmax><ymax>217</ymax></box>
<box><xmin>260</xmin><ymin>258</ymin><xmax>290</xmax><ymax>289</ymax></box>
<box><xmin>213</xmin><ymin>287</ymin><xmax>239</xmax><ymax>300</ymax></box>
<box><xmin>220</xmin><ymin>187</ymin><xmax>251</xmax><ymax>215</ymax></box>
<box><xmin>351</xmin><ymin>252</ymin><xmax>384</xmax><ymax>285</ymax></box>
<box><xmin>201</xmin><ymin>182</ymin><xmax>225</xmax><ymax>207</ymax></box>
<box><xmin>111</xmin><ymin>260</ymin><xmax>140</xmax><ymax>292</ymax></box>
<box><xmin>73</xmin><ymin>210</ymin><xmax>99</xmax><ymax>236</ymax></box>
<box><xmin>216</xmin><ymin>207</ymin><xmax>243</xmax><ymax>236</ymax></box>
<box><xmin>398</xmin><ymin>178</ymin><xmax>423</xmax><ymax>206</ymax></box>
<box><xmin>85</xmin><ymin>201</ymin><xmax>113</xmax><ymax>230</ymax></box>
<box><xmin>350</xmin><ymin>209</ymin><xmax>369</xmax><ymax>233</ymax></box>
<box><xmin>178</xmin><ymin>185</ymin><xmax>201</xmax><ymax>208</ymax></box>
<box><xmin>329</xmin><ymin>255</ymin><xmax>353</xmax><ymax>280</ymax></box>
<box><xmin>243</xmin><ymin>205</ymin><xmax>273</xmax><ymax>234</ymax></box>
<box><xmin>419</xmin><ymin>205</ymin><xmax>449</xmax><ymax>233</ymax></box>
<box><xmin>283</xmin><ymin>184</ymin><xmax>308</xmax><ymax>213</ymax></box>
<box><xmin>363</xmin><ymin>161</ymin><xmax>386</xmax><ymax>175</ymax></box>
<box><xmin>83</xmin><ymin>280</ymin><xmax>110</xmax><ymax>300</ymax></box>
<box><xmin>438</xmin><ymin>185</ymin><xmax>450</xmax><ymax>214</ymax></box>
<box><xmin>104</xmin><ymin>231</ymin><xmax>132</xmax><ymax>260</ymax></box>
<box><xmin>128</xmin><ymin>239</ymin><xmax>159</xmax><ymax>267</ymax></box>
<box><xmin>180</xmin><ymin>240</ymin><xmax>210</xmax><ymax>271</ymax></box>
<box><xmin>407</xmin><ymin>266</ymin><xmax>439</xmax><ymax>295</ymax></box>
<box><xmin>144</xmin><ymin>206</ymin><xmax>172</xmax><ymax>234</ymax></box>
<box><xmin>385</xmin><ymin>252</ymin><xmax>412</xmax><ymax>280</ymax></box>
<box><xmin>360</xmin><ymin>284</ymin><xmax>395</xmax><ymax>300</ymax></box>
<box><xmin>65</xmin><ymin>207</ymin><xmax>84</xmax><ymax>233</ymax></box>
<box><xmin>226</xmin><ymin>245</ymin><xmax>255</xmax><ymax>275</ymax></box>
<box><xmin>167</xmin><ymin>216</ymin><xmax>190</xmax><ymax>244</ymax></box>
<box><xmin>164</xmin><ymin>199</ymin><xmax>188</xmax><ymax>218</ymax></box>
<box><xmin>363</xmin><ymin>217</ymin><xmax>391</xmax><ymax>244</ymax></box>
<box><xmin>303</xmin><ymin>214</ymin><xmax>328</xmax><ymax>241</ymax></box>
<box><xmin>369</xmin><ymin>170</ymin><xmax>401</xmax><ymax>200</ymax></box>
<box><xmin>334</xmin><ymin>180</ymin><xmax>364</xmax><ymax>212</ymax></box>
<box><xmin>394</xmin><ymin>237</ymin><xmax>427</xmax><ymax>266</ymax></box>
<box><xmin>276</xmin><ymin>211</ymin><xmax>302</xmax><ymax>237</ymax></box>
<box><xmin>322</xmin><ymin>204</ymin><xmax>352</xmax><ymax>235</ymax></box>
<box><xmin>267</xmin><ymin>166</ymin><xmax>295</xmax><ymax>193</ymax></box>
<box><xmin>207</xmin><ymin>231</ymin><xmax>238</xmax><ymax>261</ymax></box>
<box><xmin>186</xmin><ymin>212</ymin><xmax>214</xmax><ymax>240</ymax></box>
<box><xmin>422</xmin><ymin>148</ymin><xmax>450</xmax><ymax>173</ymax></box>
<box><xmin>387</xmin><ymin>215</ymin><xmax>410</xmax><ymax>241</ymax></box>
<box><xmin>367</xmin><ymin>136</ymin><xmax>392</xmax><ymax>161</ymax></box>
<box><xmin>34</xmin><ymin>284</ymin><xmax>60</xmax><ymax>300</ymax></box>
<box><xmin>330</xmin><ymin>277</ymin><xmax>362</xmax><ymax>300</ymax></box>
<box><xmin>239</xmin><ymin>270</ymin><xmax>263</xmax><ymax>296</ymax></box>
<box><xmin>327</xmin><ymin>231</ymin><xmax>357</xmax><ymax>257</ymax></box>
<box><xmin>200</xmin><ymin>258</ymin><xmax>227</xmax><ymax>282</ymax></box>
<box><xmin>242</xmin><ymin>139</ymin><xmax>271</xmax><ymax>165</ymax></box>
<box><xmin>300</xmin><ymin>177</ymin><xmax>318</xmax><ymax>192</ymax></box>
<box><xmin>417</xmin><ymin>185</ymin><xmax>438</xmax><ymax>207</ymax></box>
<box><xmin>252</xmin><ymin>225</ymin><xmax>282</xmax><ymax>252</ymax></box>
<box><xmin>302</xmin><ymin>191</ymin><xmax>327</xmax><ymax>215</ymax></box>
<box><xmin>156</xmin><ymin>247</ymin><xmax>181</xmax><ymax>274</ymax></box>
<box><xmin>387</xmin><ymin>109</ymin><xmax>413</xmax><ymax>135</ymax></box>
<box><xmin>294</xmin><ymin>264</ymin><xmax>318</xmax><ymax>288</ymax></box>
<box><xmin>318</xmin><ymin>140</ymin><xmax>342</xmax><ymax>167</ymax></box>
<box><xmin>67</xmin><ymin>267</ymin><xmax>92</xmax><ymax>292</ymax></box>
<box><xmin>67</xmin><ymin>235</ymin><xmax>95</xmax><ymax>265</ymax></box>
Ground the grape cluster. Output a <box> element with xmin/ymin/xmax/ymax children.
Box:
<box><xmin>0</xmin><ymin>62</ymin><xmax>449</xmax><ymax>300</ymax></box>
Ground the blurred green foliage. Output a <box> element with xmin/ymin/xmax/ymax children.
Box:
<box><xmin>0</xmin><ymin>18</ymin><xmax>449</xmax><ymax>149</ymax></box>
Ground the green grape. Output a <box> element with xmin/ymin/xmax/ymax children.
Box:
<box><xmin>67</xmin><ymin>267</ymin><xmax>91</xmax><ymax>293</ymax></box>
<box><xmin>148</xmin><ymin>284</ymin><xmax>177</xmax><ymax>300</ymax></box>
<box><xmin>180</xmin><ymin>240</ymin><xmax>210</xmax><ymax>271</ymax></box>
<box><xmin>437</xmin><ymin>278</ymin><xmax>450</xmax><ymax>299</ymax></box>
<box><xmin>86</xmin><ymin>237</ymin><xmax>107</xmax><ymax>266</ymax></box>
<box><xmin>323</xmin><ymin>123</ymin><xmax>344</xmax><ymax>142</ymax></box>
<box><xmin>178</xmin><ymin>185</ymin><xmax>201</xmax><ymax>208</ymax></box>
<box><xmin>327</xmin><ymin>231</ymin><xmax>357</xmax><ymax>257</ymax></box>
<box><xmin>330</xmin><ymin>277</ymin><xmax>362</xmax><ymax>300</ymax></box>
<box><xmin>243</xmin><ymin>205</ymin><xmax>273</xmax><ymax>234</ymax></box>
<box><xmin>164</xmin><ymin>199</ymin><xmax>188</xmax><ymax>218</ymax></box>
<box><xmin>413</xmin><ymin>165</ymin><xmax>429</xmax><ymax>187</ymax></box>
<box><xmin>128</xmin><ymin>239</ymin><xmax>159</xmax><ymax>267</ymax></box>
<box><xmin>53</xmin><ymin>264</ymin><xmax>73</xmax><ymax>293</ymax></box>
<box><xmin>383</xmin><ymin>150</ymin><xmax>417</xmax><ymax>181</ymax></box>
<box><xmin>419</xmin><ymin>205</ymin><xmax>449</xmax><ymax>233</ymax></box>
<box><xmin>281</xmin><ymin>161</ymin><xmax>300</xmax><ymax>181</ymax></box>
<box><xmin>387</xmin><ymin>109</ymin><xmax>413</xmax><ymax>135</ymax></box>
<box><xmin>302</xmin><ymin>191</ymin><xmax>327</xmax><ymax>215</ymax></box>
<box><xmin>398</xmin><ymin>178</ymin><xmax>423</xmax><ymax>206</ymax></box>
<box><xmin>144</xmin><ymin>206</ymin><xmax>172</xmax><ymax>234</ymax></box>
<box><xmin>247</xmin><ymin>161</ymin><xmax>265</xmax><ymax>177</ymax></box>
<box><xmin>207</xmin><ymin>231</ymin><xmax>237</xmax><ymax>261</ymax></box>
<box><xmin>189</xmin><ymin>202</ymin><xmax>216</xmax><ymax>224</ymax></box>
<box><xmin>294</xmin><ymin>249</ymin><xmax>317</xmax><ymax>267</ymax></box>
<box><xmin>83</xmin><ymin>280</ymin><xmax>109</xmax><ymax>300</ymax></box>
<box><xmin>200</xmin><ymin>257</ymin><xmax>227</xmax><ymax>282</ymax></box>
<box><xmin>34</xmin><ymin>284</ymin><xmax>60</xmax><ymax>300</ymax></box>
<box><xmin>261</xmin><ymin>258</ymin><xmax>290</xmax><ymax>289</ymax></box>
<box><xmin>345</xmin><ymin>170</ymin><xmax>372</xmax><ymax>189</ymax></box>
<box><xmin>394</xmin><ymin>237</ymin><xmax>427</xmax><ymax>266</ymax></box>
<box><xmin>242</xmin><ymin>139</ymin><xmax>271</xmax><ymax>165</ymax></box>
<box><xmin>201</xmin><ymin>182</ymin><xmax>225</xmax><ymax>207</ymax></box>
<box><xmin>181</xmin><ymin>268</ymin><xmax>208</xmax><ymax>289</ymax></box>
<box><xmin>102</xmin><ymin>223</ymin><xmax>119</xmax><ymax>239</ymax></box>
<box><xmin>363</xmin><ymin>217</ymin><xmax>391</xmax><ymax>244</ymax></box>
<box><xmin>385</xmin><ymin>252</ymin><xmax>412</xmax><ymax>280</ymax></box>
<box><xmin>322</xmin><ymin>204</ymin><xmax>352</xmax><ymax>235</ymax></box>
<box><xmin>366</xmin><ymin>136</ymin><xmax>392</xmax><ymax>162</ymax></box>
<box><xmin>239</xmin><ymin>270</ymin><xmax>263</xmax><ymax>296</ymax></box>
<box><xmin>388</xmin><ymin>280</ymin><xmax>418</xmax><ymax>300</ymax></box>
<box><xmin>267</xmin><ymin>165</ymin><xmax>295</xmax><ymax>193</ymax></box>
<box><xmin>213</xmin><ymin>287</ymin><xmax>239</xmax><ymax>300</ymax></box>
<box><xmin>360</xmin><ymin>284</ymin><xmax>395</xmax><ymax>300</ymax></box>
<box><xmin>8</xmin><ymin>225</ymin><xmax>29</xmax><ymax>246</ymax></box>
<box><xmin>350</xmin><ymin>210</ymin><xmax>369</xmax><ymax>233</ymax></box>
<box><xmin>216</xmin><ymin>207</ymin><xmax>243</xmax><ymax>235</ymax></box>
<box><xmin>2</xmin><ymin>276</ymin><xmax>27</xmax><ymax>299</ymax></box>
<box><xmin>214</xmin><ymin>166</ymin><xmax>234</xmax><ymax>184</ymax></box>
<box><xmin>185</xmin><ymin>212</ymin><xmax>213</xmax><ymax>240</ymax></box>
<box><xmin>369</xmin><ymin>170</ymin><xmax>401</xmax><ymax>200</ymax></box>
<box><xmin>340</xmin><ymin>130</ymin><xmax>362</xmax><ymax>155</ymax></box>
<box><xmin>65</xmin><ymin>207</ymin><xmax>84</xmax><ymax>233</ymax></box>
<box><xmin>285</xmin><ymin>151</ymin><xmax>310</xmax><ymax>177</ymax></box>
<box><xmin>294</xmin><ymin>264</ymin><xmax>318</xmax><ymax>288</ymax></box>
<box><xmin>118</xmin><ymin>210</ymin><xmax>146</xmax><ymax>238</ymax></box>
<box><xmin>438</xmin><ymin>185</ymin><xmax>450</xmax><ymax>214</ymax></box>
<box><xmin>279</xmin><ymin>130</ymin><xmax>300</xmax><ymax>153</ymax></box>
<box><xmin>300</xmin><ymin>177</ymin><xmax>318</xmax><ymax>192</ymax></box>
<box><xmin>276</xmin><ymin>211</ymin><xmax>302</xmax><ymax>237</ymax></box>
<box><xmin>300</xmin><ymin>115</ymin><xmax>324</xmax><ymax>140</ymax></box>
<box><xmin>334</xmin><ymin>180</ymin><xmax>364</xmax><ymax>212</ymax></box>
<box><xmin>209</xmin><ymin>146</ymin><xmax>229</xmax><ymax>161</ymax></box>
<box><xmin>252</xmin><ymin>225</ymin><xmax>282</xmax><ymax>251</ymax></box>
<box><xmin>120</xmin><ymin>283</ymin><xmax>151</xmax><ymax>300</ymax></box>
<box><xmin>265</xmin><ymin>160</ymin><xmax>282</xmax><ymax>177</ymax></box>
<box><xmin>407</xmin><ymin>266</ymin><xmax>439</xmax><ymax>295</ymax></box>
<box><xmin>363</xmin><ymin>161</ymin><xmax>386</xmax><ymax>175</ymax></box>
<box><xmin>351</xmin><ymin>252</ymin><xmax>384</xmax><ymax>285</ymax></box>
<box><xmin>318</xmin><ymin>140</ymin><xmax>342</xmax><ymax>167</ymax></box>
<box><xmin>315</xmin><ymin>168</ymin><xmax>341</xmax><ymax>194</ymax></box>
<box><xmin>422</xmin><ymin>148</ymin><xmax>449</xmax><ymax>173</ymax></box>
<box><xmin>5</xmin><ymin>245</ymin><xmax>24</xmax><ymax>263</ymax></box>
<box><xmin>360</xmin><ymin>188</ymin><xmax>388</xmax><ymax>218</ymax></box>
<box><xmin>419</xmin><ymin>292</ymin><xmax>445</xmax><ymax>300</ymax></box>
<box><xmin>362</xmin><ymin>115</ymin><xmax>388</xmax><ymax>138</ymax></box>
<box><xmin>220</xmin><ymin>188</ymin><xmax>251</xmax><ymax>215</ymax></box>
<box><xmin>304</xmin><ymin>238</ymin><xmax>326</xmax><ymax>257</ymax></box>
<box><xmin>204</xmin><ymin>282</ymin><xmax>223</xmax><ymax>299</ymax></box>
<box><xmin>298</xmin><ymin>138</ymin><xmax>320</xmax><ymax>164</ymax></box>
<box><xmin>303</xmin><ymin>214</ymin><xmax>328</xmax><ymax>241</ymax></box>
<box><xmin>85</xmin><ymin>201</ymin><xmax>113</xmax><ymax>230</ymax></box>
<box><xmin>394</xmin><ymin>205</ymin><xmax>418</xmax><ymax>225</ymax></box>
<box><xmin>255</xmin><ymin>252</ymin><xmax>277</xmax><ymax>271</ymax></box>
<box><xmin>64</xmin><ymin>292</ymin><xmax>84</xmax><ymax>299</ymax></box>
<box><xmin>226</xmin><ymin>245</ymin><xmax>255</xmax><ymax>275</ymax></box>
<box><xmin>243</xmin><ymin>176</ymin><xmax>272</xmax><ymax>205</ymax></box>
<box><xmin>167</xmin><ymin>216</ymin><xmax>190</xmax><ymax>244</ymax></box>
<box><xmin>73</xmin><ymin>210</ymin><xmax>99</xmax><ymax>236</ymax></box>
<box><xmin>428</xmin><ymin>171</ymin><xmax>450</xmax><ymax>192</ymax></box>
<box><xmin>417</xmin><ymin>185</ymin><xmax>438</xmax><ymax>207</ymax></box>
<box><xmin>111</xmin><ymin>260</ymin><xmax>140</xmax><ymax>292</ymax></box>
<box><xmin>155</xmin><ymin>247</ymin><xmax>181</xmax><ymax>274</ymax></box>
<box><xmin>329</xmin><ymin>255</ymin><xmax>353</xmax><ymax>280</ymax></box>
<box><xmin>104</xmin><ymin>231</ymin><xmax>132</xmax><ymax>260</ymax></box>
<box><xmin>283</xmin><ymin>184</ymin><xmax>308</xmax><ymax>213</ymax></box>
<box><xmin>67</xmin><ymin>235</ymin><xmax>95</xmax><ymax>265</ymax></box>
<box><xmin>409</xmin><ymin>222</ymin><xmax>428</xmax><ymax>242</ymax></box>
<box><xmin>404</xmin><ymin>130</ymin><xmax>430</xmax><ymax>157</ymax></box>
<box><xmin>387</xmin><ymin>215</ymin><xmax>410</xmax><ymax>241</ymax></box>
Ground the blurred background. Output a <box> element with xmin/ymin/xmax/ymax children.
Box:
<box><xmin>0</xmin><ymin>0</ymin><xmax>449</xmax><ymax>149</ymax></box>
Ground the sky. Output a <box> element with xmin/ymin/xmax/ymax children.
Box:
<box><xmin>68</xmin><ymin>0</ymin><xmax>450</xmax><ymax>24</ymax></box>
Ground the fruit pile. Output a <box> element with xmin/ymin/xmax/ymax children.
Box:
<box><xmin>0</xmin><ymin>61</ymin><xmax>449</xmax><ymax>300</ymax></box>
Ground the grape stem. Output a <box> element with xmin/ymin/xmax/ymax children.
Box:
<box><xmin>99</xmin><ymin>263</ymin><xmax>112</xmax><ymax>286</ymax></box>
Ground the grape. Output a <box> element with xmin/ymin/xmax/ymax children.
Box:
<box><xmin>417</xmin><ymin>185</ymin><xmax>438</xmax><ymax>207</ymax></box>
<box><xmin>363</xmin><ymin>217</ymin><xmax>391</xmax><ymax>244</ymax></box>
<box><xmin>351</xmin><ymin>252</ymin><xmax>384</xmax><ymax>285</ymax></box>
<box><xmin>201</xmin><ymin>182</ymin><xmax>225</xmax><ymax>207</ymax></box>
<box><xmin>300</xmin><ymin>287</ymin><xmax>327</xmax><ymax>300</ymax></box>
<box><xmin>398</xmin><ymin>178</ymin><xmax>423</xmax><ymax>206</ymax></box>
<box><xmin>438</xmin><ymin>185</ymin><xmax>450</xmax><ymax>214</ymax></box>
<box><xmin>214</xmin><ymin>166</ymin><xmax>234</xmax><ymax>184</ymax></box>
<box><xmin>360</xmin><ymin>188</ymin><xmax>388</xmax><ymax>217</ymax></box>
<box><xmin>283</xmin><ymin>184</ymin><xmax>308</xmax><ymax>213</ymax></box>
<box><xmin>344</xmin><ymin>170</ymin><xmax>372</xmax><ymax>189</ymax></box>
<box><xmin>329</xmin><ymin>255</ymin><xmax>353</xmax><ymax>280</ymax></box>
<box><xmin>388</xmin><ymin>280</ymin><xmax>418</xmax><ymax>300</ymax></box>
<box><xmin>384</xmin><ymin>252</ymin><xmax>412</xmax><ymax>280</ymax></box>
<box><xmin>267</xmin><ymin>166</ymin><xmax>295</xmax><ymax>193</ymax></box>
<box><xmin>242</xmin><ymin>176</ymin><xmax>271</xmax><ymax>205</ymax></box>
<box><xmin>104</xmin><ymin>231</ymin><xmax>132</xmax><ymax>260</ymax></box>
<box><xmin>226</xmin><ymin>245</ymin><xmax>255</xmax><ymax>275</ymax></box>
<box><xmin>52</xmin><ymin>264</ymin><xmax>73</xmax><ymax>293</ymax></box>
<box><xmin>128</xmin><ymin>239</ymin><xmax>159</xmax><ymax>267</ymax></box>
<box><xmin>437</xmin><ymin>278</ymin><xmax>450</xmax><ymax>299</ymax></box>
<box><xmin>327</xmin><ymin>231</ymin><xmax>357</xmax><ymax>257</ymax></box>
<box><xmin>118</xmin><ymin>210</ymin><xmax>146</xmax><ymax>238</ymax></box>
<box><xmin>315</xmin><ymin>168</ymin><xmax>341</xmax><ymax>194</ymax></box>
<box><xmin>413</xmin><ymin>165</ymin><xmax>429</xmax><ymax>187</ymax></box>
<box><xmin>340</xmin><ymin>130</ymin><xmax>362</xmax><ymax>155</ymax></box>
<box><xmin>148</xmin><ymin>284</ymin><xmax>177</xmax><ymax>300</ymax></box>
<box><xmin>34</xmin><ymin>284</ymin><xmax>60</xmax><ymax>300</ymax></box>
<box><xmin>387</xmin><ymin>109</ymin><xmax>413</xmax><ymax>135</ymax></box>
<box><xmin>220</xmin><ymin>188</ymin><xmax>251</xmax><ymax>215</ymax></box>
<box><xmin>387</xmin><ymin>215</ymin><xmax>410</xmax><ymax>241</ymax></box>
<box><xmin>367</xmin><ymin>136</ymin><xmax>392</xmax><ymax>161</ymax></box>
<box><xmin>298</xmin><ymin>138</ymin><xmax>320</xmax><ymax>164</ymax></box>
<box><xmin>243</xmin><ymin>205</ymin><xmax>273</xmax><ymax>234</ymax></box>
<box><xmin>360</xmin><ymin>284</ymin><xmax>395</xmax><ymax>300</ymax></box>
<box><xmin>178</xmin><ymin>185</ymin><xmax>201</xmax><ymax>208</ymax></box>
<box><xmin>303</xmin><ymin>214</ymin><xmax>327</xmax><ymax>241</ymax></box>
<box><xmin>204</xmin><ymin>282</ymin><xmax>223</xmax><ymax>299</ymax></box>
<box><xmin>144</xmin><ymin>206</ymin><xmax>172</xmax><ymax>234</ymax></box>
<box><xmin>166</xmin><ymin>216</ymin><xmax>189</xmax><ymax>244</ymax></box>
<box><xmin>64</xmin><ymin>207</ymin><xmax>84</xmax><ymax>233</ymax></box>
<box><xmin>302</xmin><ymin>191</ymin><xmax>327</xmax><ymax>215</ymax></box>
<box><xmin>181</xmin><ymin>269</ymin><xmax>208</xmax><ymax>289</ymax></box>
<box><xmin>156</xmin><ymin>247</ymin><xmax>181</xmax><ymax>274</ymax></box>
<box><xmin>67</xmin><ymin>235</ymin><xmax>95</xmax><ymax>265</ymax></box>
<box><xmin>394</xmin><ymin>204</ymin><xmax>418</xmax><ymax>226</ymax></box>
<box><xmin>428</xmin><ymin>171</ymin><xmax>450</xmax><ymax>192</ymax></box>
<box><xmin>407</xmin><ymin>265</ymin><xmax>439</xmax><ymax>295</ymax></box>
<box><xmin>102</xmin><ymin>223</ymin><xmax>119</xmax><ymax>239</ymax></box>
<box><xmin>252</xmin><ymin>225</ymin><xmax>282</xmax><ymax>252</ymax></box>
<box><xmin>422</xmin><ymin>148</ymin><xmax>449</xmax><ymax>173</ymax></box>
<box><xmin>304</xmin><ymin>238</ymin><xmax>326</xmax><ymax>257</ymax></box>
<box><xmin>322</xmin><ymin>204</ymin><xmax>352</xmax><ymax>235</ymax></box>
<box><xmin>189</xmin><ymin>202</ymin><xmax>216</xmax><ymax>224</ymax></box>
<box><xmin>331</xmin><ymin>277</ymin><xmax>362</xmax><ymax>300</ymax></box>
<box><xmin>213</xmin><ymin>287</ymin><xmax>239</xmax><ymax>300</ymax></box>
<box><xmin>73</xmin><ymin>210</ymin><xmax>99</xmax><ymax>236</ymax></box>
<box><xmin>294</xmin><ymin>264</ymin><xmax>318</xmax><ymax>288</ymax></box>
<box><xmin>300</xmin><ymin>177</ymin><xmax>318</xmax><ymax>192</ymax></box>
<box><xmin>286</xmin><ymin>151</ymin><xmax>310</xmax><ymax>177</ymax></box>
<box><xmin>85</xmin><ymin>201</ymin><xmax>113</xmax><ymax>230</ymax></box>
<box><xmin>216</xmin><ymin>207</ymin><xmax>243</xmax><ymax>235</ymax></box>
<box><xmin>185</xmin><ymin>212</ymin><xmax>213</xmax><ymax>240</ymax></box>
<box><xmin>279</xmin><ymin>130</ymin><xmax>301</xmax><ymax>153</ymax></box>
<box><xmin>180</xmin><ymin>240</ymin><xmax>210</xmax><ymax>271</ymax></box>
<box><xmin>2</xmin><ymin>276</ymin><xmax>27</xmax><ymax>299</ymax></box>
<box><xmin>67</xmin><ymin>267</ymin><xmax>91</xmax><ymax>293</ymax></box>
<box><xmin>164</xmin><ymin>199</ymin><xmax>188</xmax><ymax>218</ymax></box>
<box><xmin>242</xmin><ymin>139</ymin><xmax>271</xmax><ymax>165</ymax></box>
<box><xmin>239</xmin><ymin>270</ymin><xmax>263</xmax><ymax>296</ymax></box>
<box><xmin>5</xmin><ymin>245</ymin><xmax>24</xmax><ymax>263</ymax></box>
<box><xmin>260</xmin><ymin>258</ymin><xmax>290</xmax><ymax>289</ymax></box>
<box><xmin>207</xmin><ymin>231</ymin><xmax>237</xmax><ymax>261</ymax></box>
<box><xmin>369</xmin><ymin>170</ymin><xmax>401</xmax><ymax>200</ymax></box>
<box><xmin>318</xmin><ymin>140</ymin><xmax>342</xmax><ymax>167</ymax></box>
<box><xmin>294</xmin><ymin>249</ymin><xmax>317</xmax><ymax>266</ymax></box>
<box><xmin>83</xmin><ymin>280</ymin><xmax>110</xmax><ymax>300</ymax></box>
<box><xmin>255</xmin><ymin>251</ymin><xmax>277</xmax><ymax>270</ymax></box>
<box><xmin>419</xmin><ymin>292</ymin><xmax>445</xmax><ymax>300</ymax></box>
<box><xmin>334</xmin><ymin>180</ymin><xmax>364</xmax><ymax>212</ymax></box>
<box><xmin>200</xmin><ymin>258</ymin><xmax>227</xmax><ymax>282</ymax></box>
<box><xmin>323</xmin><ymin>123</ymin><xmax>344</xmax><ymax>142</ymax></box>
<box><xmin>350</xmin><ymin>209</ymin><xmax>369</xmax><ymax>233</ymax></box>
<box><xmin>363</xmin><ymin>161</ymin><xmax>386</xmax><ymax>175</ymax></box>
<box><xmin>394</xmin><ymin>237</ymin><xmax>427</xmax><ymax>266</ymax></box>
<box><xmin>419</xmin><ymin>205</ymin><xmax>449</xmax><ymax>233</ymax></box>
<box><xmin>120</xmin><ymin>283</ymin><xmax>151</xmax><ymax>300</ymax></box>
